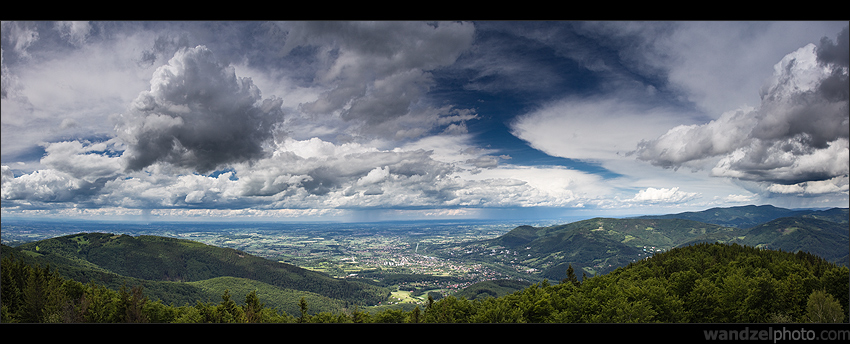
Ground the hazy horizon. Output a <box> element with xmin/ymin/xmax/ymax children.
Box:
<box><xmin>2</xmin><ymin>21</ymin><xmax>848</xmax><ymax>223</ymax></box>
<box><xmin>2</xmin><ymin>203</ymin><xmax>845</xmax><ymax>225</ymax></box>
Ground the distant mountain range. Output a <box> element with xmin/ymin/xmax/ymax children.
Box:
<box><xmin>440</xmin><ymin>205</ymin><xmax>848</xmax><ymax>281</ymax></box>
<box><xmin>634</xmin><ymin>204</ymin><xmax>848</xmax><ymax>228</ymax></box>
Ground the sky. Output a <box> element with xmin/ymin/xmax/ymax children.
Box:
<box><xmin>1</xmin><ymin>21</ymin><xmax>848</xmax><ymax>222</ymax></box>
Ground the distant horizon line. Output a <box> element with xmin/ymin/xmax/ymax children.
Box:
<box><xmin>2</xmin><ymin>204</ymin><xmax>846</xmax><ymax>225</ymax></box>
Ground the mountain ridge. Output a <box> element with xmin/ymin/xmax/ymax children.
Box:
<box><xmin>633</xmin><ymin>204</ymin><xmax>848</xmax><ymax>228</ymax></box>
<box><xmin>439</xmin><ymin>205</ymin><xmax>849</xmax><ymax>280</ymax></box>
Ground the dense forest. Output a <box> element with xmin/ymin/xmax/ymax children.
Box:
<box><xmin>3</xmin><ymin>242</ymin><xmax>847</xmax><ymax>323</ymax></box>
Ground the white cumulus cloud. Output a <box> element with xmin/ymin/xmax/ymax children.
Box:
<box><xmin>633</xmin><ymin>30</ymin><xmax>849</xmax><ymax>197</ymax></box>
<box><xmin>629</xmin><ymin>187</ymin><xmax>701</xmax><ymax>204</ymax></box>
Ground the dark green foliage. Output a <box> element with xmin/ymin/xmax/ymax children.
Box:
<box><xmin>116</xmin><ymin>284</ymin><xmax>149</xmax><ymax>323</ymax></box>
<box><xmin>1</xmin><ymin>253</ymin><xmax>77</xmax><ymax>323</ymax></box>
<box><xmin>2</xmin><ymin>253</ymin><xmax>140</xmax><ymax>323</ymax></box>
<box><xmin>298</xmin><ymin>297</ymin><xmax>308</xmax><ymax>323</ymax></box>
<box><xmin>187</xmin><ymin>276</ymin><xmax>347</xmax><ymax>315</ymax></box>
<box><xmin>453</xmin><ymin>279</ymin><xmax>533</xmax><ymax>300</ymax></box>
<box><xmin>414</xmin><ymin>244</ymin><xmax>850</xmax><ymax>323</ymax></box>
<box><xmin>563</xmin><ymin>264</ymin><xmax>580</xmax><ymax>287</ymax></box>
<box><xmin>373</xmin><ymin>308</ymin><xmax>407</xmax><ymax>323</ymax></box>
<box><xmin>243</xmin><ymin>290</ymin><xmax>263</xmax><ymax>323</ymax></box>
<box><xmin>409</xmin><ymin>243</ymin><xmax>849</xmax><ymax>323</ymax></box>
<box><xmin>1</xmin><ymin>231</ymin><xmax>390</xmax><ymax>323</ymax></box>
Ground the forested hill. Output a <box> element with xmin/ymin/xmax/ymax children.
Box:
<box><xmin>424</xmin><ymin>243</ymin><xmax>849</xmax><ymax>323</ymax></box>
<box><xmin>2</xmin><ymin>232</ymin><xmax>389</xmax><ymax>309</ymax></box>
<box><xmin>442</xmin><ymin>217</ymin><xmax>738</xmax><ymax>280</ymax></box>
<box><xmin>445</xmin><ymin>207</ymin><xmax>849</xmax><ymax>281</ymax></box>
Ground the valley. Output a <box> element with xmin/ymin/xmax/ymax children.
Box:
<box><xmin>0</xmin><ymin>218</ymin><xmax>550</xmax><ymax>301</ymax></box>
<box><xmin>2</xmin><ymin>205</ymin><xmax>847</xmax><ymax>313</ymax></box>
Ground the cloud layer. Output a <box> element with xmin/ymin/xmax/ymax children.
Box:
<box><xmin>2</xmin><ymin>22</ymin><xmax>847</xmax><ymax>220</ymax></box>
<box><xmin>278</xmin><ymin>21</ymin><xmax>477</xmax><ymax>141</ymax></box>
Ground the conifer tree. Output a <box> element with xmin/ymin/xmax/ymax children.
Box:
<box><xmin>117</xmin><ymin>284</ymin><xmax>149</xmax><ymax>323</ymax></box>
<box><xmin>564</xmin><ymin>264</ymin><xmax>580</xmax><ymax>287</ymax></box>
<box><xmin>21</xmin><ymin>264</ymin><xmax>48</xmax><ymax>323</ymax></box>
<box><xmin>243</xmin><ymin>290</ymin><xmax>264</xmax><ymax>323</ymax></box>
<box><xmin>350</xmin><ymin>305</ymin><xmax>370</xmax><ymax>323</ymax></box>
<box><xmin>407</xmin><ymin>306</ymin><xmax>421</xmax><ymax>323</ymax></box>
<box><xmin>217</xmin><ymin>289</ymin><xmax>243</xmax><ymax>323</ymax></box>
<box><xmin>298</xmin><ymin>297</ymin><xmax>309</xmax><ymax>323</ymax></box>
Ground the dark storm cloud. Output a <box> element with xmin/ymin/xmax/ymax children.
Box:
<box><xmin>817</xmin><ymin>27</ymin><xmax>849</xmax><ymax>68</ymax></box>
<box><xmin>815</xmin><ymin>27</ymin><xmax>849</xmax><ymax>102</ymax></box>
<box><xmin>115</xmin><ymin>45</ymin><xmax>284</xmax><ymax>173</ymax></box>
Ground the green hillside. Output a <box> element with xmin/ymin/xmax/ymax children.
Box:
<box><xmin>4</xmin><ymin>232</ymin><xmax>389</xmax><ymax>309</ymax></box>
<box><xmin>445</xmin><ymin>217</ymin><xmax>740</xmax><ymax>279</ymax></box>
<box><xmin>799</xmin><ymin>207</ymin><xmax>850</xmax><ymax>224</ymax></box>
<box><xmin>736</xmin><ymin>217</ymin><xmax>849</xmax><ymax>265</ymax></box>
<box><xmin>423</xmin><ymin>243</ymin><xmax>849</xmax><ymax>323</ymax></box>
<box><xmin>441</xmin><ymin>209</ymin><xmax>849</xmax><ymax>281</ymax></box>
<box><xmin>187</xmin><ymin>276</ymin><xmax>349</xmax><ymax>315</ymax></box>
<box><xmin>453</xmin><ymin>279</ymin><xmax>533</xmax><ymax>300</ymax></box>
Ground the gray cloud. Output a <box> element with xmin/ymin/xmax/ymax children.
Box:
<box><xmin>634</xmin><ymin>28</ymin><xmax>849</xmax><ymax>189</ymax></box>
<box><xmin>55</xmin><ymin>21</ymin><xmax>91</xmax><ymax>47</ymax></box>
<box><xmin>236</xmin><ymin>141</ymin><xmax>455</xmax><ymax>201</ymax></box>
<box><xmin>815</xmin><ymin>27</ymin><xmax>849</xmax><ymax>103</ymax></box>
<box><xmin>114</xmin><ymin>45</ymin><xmax>284</xmax><ymax>173</ymax></box>
<box><xmin>280</xmin><ymin>21</ymin><xmax>476</xmax><ymax>140</ymax></box>
<box><xmin>138</xmin><ymin>32</ymin><xmax>191</xmax><ymax>68</ymax></box>
<box><xmin>816</xmin><ymin>27</ymin><xmax>849</xmax><ymax>68</ymax></box>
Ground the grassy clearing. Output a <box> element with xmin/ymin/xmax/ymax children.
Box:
<box><xmin>389</xmin><ymin>289</ymin><xmax>426</xmax><ymax>304</ymax></box>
